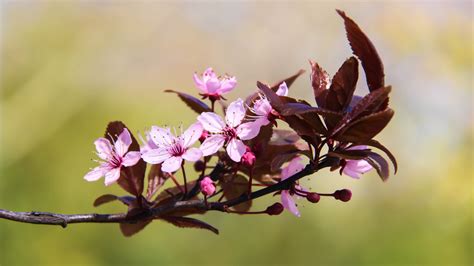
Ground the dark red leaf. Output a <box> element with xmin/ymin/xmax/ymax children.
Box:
<box><xmin>120</xmin><ymin>219</ymin><xmax>152</xmax><ymax>237</ymax></box>
<box><xmin>222</xmin><ymin>174</ymin><xmax>252</xmax><ymax>212</ymax></box>
<box><xmin>328</xmin><ymin>149</ymin><xmax>371</xmax><ymax>160</ymax></box>
<box><xmin>364</xmin><ymin>152</ymin><xmax>390</xmax><ymax>181</ymax></box>
<box><xmin>271</xmin><ymin>150</ymin><xmax>308</xmax><ymax>172</ymax></box>
<box><xmin>281</xmin><ymin>102</ymin><xmax>343</xmax><ymax>118</ymax></box>
<box><xmin>257</xmin><ymin>81</ymin><xmax>283</xmax><ymax>109</ymax></box>
<box><xmin>93</xmin><ymin>194</ymin><xmax>118</xmax><ymax>207</ymax></box>
<box><xmin>326</xmin><ymin>57</ymin><xmax>359</xmax><ymax>112</ymax></box>
<box><xmin>270</xmin><ymin>69</ymin><xmax>306</xmax><ymax>91</ymax></box>
<box><xmin>105</xmin><ymin>121</ymin><xmax>146</xmax><ymax>197</ymax></box>
<box><xmin>271</xmin><ymin>130</ymin><xmax>301</xmax><ymax>146</ymax></box>
<box><xmin>330</xmin><ymin>87</ymin><xmax>391</xmax><ymax>137</ymax></box>
<box><xmin>164</xmin><ymin>90</ymin><xmax>212</xmax><ymax>114</ymax></box>
<box><xmin>310</xmin><ymin>60</ymin><xmax>330</xmax><ymax>107</ymax></box>
<box><xmin>337</xmin><ymin>10</ymin><xmax>385</xmax><ymax>93</ymax></box>
<box><xmin>355</xmin><ymin>139</ymin><xmax>397</xmax><ymax>174</ymax></box>
<box><xmin>146</xmin><ymin>164</ymin><xmax>170</xmax><ymax>201</ymax></box>
<box><xmin>337</xmin><ymin>108</ymin><xmax>394</xmax><ymax>142</ymax></box>
<box><xmin>161</xmin><ymin>216</ymin><xmax>219</xmax><ymax>235</ymax></box>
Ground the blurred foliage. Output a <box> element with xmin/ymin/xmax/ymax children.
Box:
<box><xmin>0</xmin><ymin>1</ymin><xmax>472</xmax><ymax>265</ymax></box>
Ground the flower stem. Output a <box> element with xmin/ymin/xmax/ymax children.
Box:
<box><xmin>181</xmin><ymin>163</ymin><xmax>188</xmax><ymax>198</ymax></box>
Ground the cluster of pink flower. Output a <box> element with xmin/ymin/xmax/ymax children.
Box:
<box><xmin>85</xmin><ymin>67</ymin><xmax>373</xmax><ymax>217</ymax></box>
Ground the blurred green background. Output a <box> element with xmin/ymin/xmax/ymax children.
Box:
<box><xmin>0</xmin><ymin>1</ymin><xmax>472</xmax><ymax>265</ymax></box>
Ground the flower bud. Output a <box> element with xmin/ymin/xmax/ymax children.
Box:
<box><xmin>266</xmin><ymin>202</ymin><xmax>284</xmax><ymax>215</ymax></box>
<box><xmin>199</xmin><ymin>130</ymin><xmax>209</xmax><ymax>143</ymax></box>
<box><xmin>194</xmin><ymin>160</ymin><xmax>206</xmax><ymax>172</ymax></box>
<box><xmin>241</xmin><ymin>151</ymin><xmax>256</xmax><ymax>167</ymax></box>
<box><xmin>306</xmin><ymin>192</ymin><xmax>320</xmax><ymax>203</ymax></box>
<box><xmin>200</xmin><ymin>176</ymin><xmax>216</xmax><ymax>196</ymax></box>
<box><xmin>334</xmin><ymin>189</ymin><xmax>352</xmax><ymax>202</ymax></box>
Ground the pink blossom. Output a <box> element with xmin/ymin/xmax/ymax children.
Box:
<box><xmin>193</xmin><ymin>67</ymin><xmax>237</xmax><ymax>100</ymax></box>
<box><xmin>249</xmin><ymin>82</ymin><xmax>288</xmax><ymax>126</ymax></box>
<box><xmin>241</xmin><ymin>150</ymin><xmax>256</xmax><ymax>167</ymax></box>
<box><xmin>84</xmin><ymin>128</ymin><xmax>141</xmax><ymax>186</ymax></box>
<box><xmin>141</xmin><ymin>123</ymin><xmax>203</xmax><ymax>173</ymax></box>
<box><xmin>200</xmin><ymin>176</ymin><xmax>216</xmax><ymax>196</ymax></box>
<box><xmin>138</xmin><ymin>130</ymin><xmax>158</xmax><ymax>154</ymax></box>
<box><xmin>197</xmin><ymin>98</ymin><xmax>260</xmax><ymax>162</ymax></box>
<box><xmin>280</xmin><ymin>156</ymin><xmax>306</xmax><ymax>217</ymax></box>
<box><xmin>342</xmin><ymin>145</ymin><xmax>373</xmax><ymax>179</ymax></box>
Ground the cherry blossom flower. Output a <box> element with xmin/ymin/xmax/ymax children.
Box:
<box><xmin>249</xmin><ymin>82</ymin><xmax>288</xmax><ymax>126</ymax></box>
<box><xmin>197</xmin><ymin>98</ymin><xmax>260</xmax><ymax>162</ymax></box>
<box><xmin>280</xmin><ymin>156</ymin><xmax>306</xmax><ymax>217</ymax></box>
<box><xmin>200</xmin><ymin>176</ymin><xmax>216</xmax><ymax>196</ymax></box>
<box><xmin>138</xmin><ymin>130</ymin><xmax>158</xmax><ymax>154</ymax></box>
<box><xmin>193</xmin><ymin>67</ymin><xmax>237</xmax><ymax>100</ymax></box>
<box><xmin>342</xmin><ymin>145</ymin><xmax>373</xmax><ymax>179</ymax></box>
<box><xmin>84</xmin><ymin>128</ymin><xmax>141</xmax><ymax>186</ymax></box>
<box><xmin>141</xmin><ymin>123</ymin><xmax>203</xmax><ymax>173</ymax></box>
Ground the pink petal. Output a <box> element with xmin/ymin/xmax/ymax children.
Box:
<box><xmin>281</xmin><ymin>190</ymin><xmax>300</xmax><ymax>217</ymax></box>
<box><xmin>200</xmin><ymin>135</ymin><xmax>225</xmax><ymax>156</ymax></box>
<box><xmin>193</xmin><ymin>73</ymin><xmax>207</xmax><ymax>93</ymax></box>
<box><xmin>281</xmin><ymin>157</ymin><xmax>304</xmax><ymax>180</ymax></box>
<box><xmin>142</xmin><ymin>148</ymin><xmax>171</xmax><ymax>164</ymax></box>
<box><xmin>225</xmin><ymin>98</ymin><xmax>246</xmax><ymax>127</ymax></box>
<box><xmin>197</xmin><ymin>112</ymin><xmax>225</xmax><ymax>133</ymax></box>
<box><xmin>162</xmin><ymin>156</ymin><xmax>183</xmax><ymax>173</ymax></box>
<box><xmin>202</xmin><ymin>67</ymin><xmax>217</xmax><ymax>81</ymax></box>
<box><xmin>84</xmin><ymin>166</ymin><xmax>107</xmax><ymax>182</ymax></box>
<box><xmin>275</xmin><ymin>82</ymin><xmax>289</xmax><ymax>96</ymax></box>
<box><xmin>104</xmin><ymin>167</ymin><xmax>121</xmax><ymax>186</ymax></box>
<box><xmin>342</xmin><ymin>167</ymin><xmax>361</xmax><ymax>179</ymax></box>
<box><xmin>205</xmin><ymin>78</ymin><xmax>221</xmax><ymax>94</ymax></box>
<box><xmin>343</xmin><ymin>160</ymin><xmax>372</xmax><ymax>179</ymax></box>
<box><xmin>122</xmin><ymin>151</ymin><xmax>141</xmax><ymax>167</ymax></box>
<box><xmin>149</xmin><ymin>126</ymin><xmax>174</xmax><ymax>147</ymax></box>
<box><xmin>182</xmin><ymin>147</ymin><xmax>203</xmax><ymax>162</ymax></box>
<box><xmin>226</xmin><ymin>138</ymin><xmax>246</xmax><ymax>162</ymax></box>
<box><xmin>255</xmin><ymin>117</ymin><xmax>271</xmax><ymax>126</ymax></box>
<box><xmin>115</xmin><ymin>128</ymin><xmax>132</xmax><ymax>157</ymax></box>
<box><xmin>94</xmin><ymin>138</ymin><xmax>113</xmax><ymax>160</ymax></box>
<box><xmin>236</xmin><ymin>121</ymin><xmax>261</xmax><ymax>140</ymax></box>
<box><xmin>217</xmin><ymin>76</ymin><xmax>237</xmax><ymax>94</ymax></box>
<box><xmin>253</xmin><ymin>98</ymin><xmax>272</xmax><ymax>116</ymax></box>
<box><xmin>347</xmin><ymin>145</ymin><xmax>368</xmax><ymax>151</ymax></box>
<box><xmin>182</xmin><ymin>122</ymin><xmax>203</xmax><ymax>148</ymax></box>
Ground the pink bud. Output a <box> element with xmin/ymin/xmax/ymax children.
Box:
<box><xmin>200</xmin><ymin>176</ymin><xmax>216</xmax><ymax>196</ymax></box>
<box><xmin>334</xmin><ymin>189</ymin><xmax>352</xmax><ymax>202</ymax></box>
<box><xmin>199</xmin><ymin>130</ymin><xmax>209</xmax><ymax>143</ymax></box>
<box><xmin>241</xmin><ymin>151</ymin><xmax>256</xmax><ymax>167</ymax></box>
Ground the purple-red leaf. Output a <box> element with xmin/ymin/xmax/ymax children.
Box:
<box><xmin>161</xmin><ymin>216</ymin><xmax>219</xmax><ymax>235</ymax></box>
<box><xmin>257</xmin><ymin>81</ymin><xmax>283</xmax><ymax>109</ymax></box>
<box><xmin>337</xmin><ymin>9</ymin><xmax>385</xmax><ymax>93</ymax></box>
<box><xmin>93</xmin><ymin>194</ymin><xmax>119</xmax><ymax>207</ymax></box>
<box><xmin>337</xmin><ymin>108</ymin><xmax>394</xmax><ymax>142</ymax></box>
<box><xmin>165</xmin><ymin>90</ymin><xmax>212</xmax><ymax>114</ymax></box>
<box><xmin>326</xmin><ymin>57</ymin><xmax>359</xmax><ymax>112</ymax></box>
<box><xmin>365</xmin><ymin>152</ymin><xmax>390</xmax><ymax>181</ymax></box>
<box><xmin>310</xmin><ymin>60</ymin><xmax>330</xmax><ymax>107</ymax></box>
<box><xmin>331</xmin><ymin>86</ymin><xmax>391</xmax><ymax>137</ymax></box>
<box><xmin>120</xmin><ymin>219</ymin><xmax>152</xmax><ymax>237</ymax></box>
<box><xmin>355</xmin><ymin>139</ymin><xmax>397</xmax><ymax>174</ymax></box>
<box><xmin>146</xmin><ymin>164</ymin><xmax>170</xmax><ymax>201</ymax></box>
<box><xmin>222</xmin><ymin>174</ymin><xmax>252</xmax><ymax>212</ymax></box>
<box><xmin>105</xmin><ymin>121</ymin><xmax>146</xmax><ymax>197</ymax></box>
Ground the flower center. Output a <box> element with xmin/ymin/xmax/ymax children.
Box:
<box><xmin>222</xmin><ymin>126</ymin><xmax>237</xmax><ymax>142</ymax></box>
<box><xmin>168</xmin><ymin>142</ymin><xmax>186</xmax><ymax>157</ymax></box>
<box><xmin>109</xmin><ymin>153</ymin><xmax>123</xmax><ymax>168</ymax></box>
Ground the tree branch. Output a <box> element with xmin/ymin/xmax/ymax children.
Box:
<box><xmin>0</xmin><ymin>159</ymin><xmax>334</xmax><ymax>227</ymax></box>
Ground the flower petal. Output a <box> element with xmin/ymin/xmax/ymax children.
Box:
<box><xmin>226</xmin><ymin>138</ymin><xmax>246</xmax><ymax>162</ymax></box>
<box><xmin>142</xmin><ymin>148</ymin><xmax>171</xmax><ymax>164</ymax></box>
<box><xmin>122</xmin><ymin>151</ymin><xmax>141</xmax><ymax>167</ymax></box>
<box><xmin>162</xmin><ymin>156</ymin><xmax>183</xmax><ymax>173</ymax></box>
<box><xmin>182</xmin><ymin>147</ymin><xmax>203</xmax><ymax>162</ymax></box>
<box><xmin>281</xmin><ymin>157</ymin><xmax>304</xmax><ymax>180</ymax></box>
<box><xmin>182</xmin><ymin>122</ymin><xmax>203</xmax><ymax>148</ymax></box>
<box><xmin>94</xmin><ymin>138</ymin><xmax>113</xmax><ymax>160</ymax></box>
<box><xmin>281</xmin><ymin>190</ymin><xmax>300</xmax><ymax>217</ymax></box>
<box><xmin>149</xmin><ymin>126</ymin><xmax>174</xmax><ymax>147</ymax></box>
<box><xmin>200</xmin><ymin>135</ymin><xmax>225</xmax><ymax>156</ymax></box>
<box><xmin>115</xmin><ymin>128</ymin><xmax>132</xmax><ymax>157</ymax></box>
<box><xmin>225</xmin><ymin>98</ymin><xmax>246</xmax><ymax>127</ymax></box>
<box><xmin>84</xmin><ymin>166</ymin><xmax>107</xmax><ymax>182</ymax></box>
<box><xmin>104</xmin><ymin>167</ymin><xmax>121</xmax><ymax>186</ymax></box>
<box><xmin>236</xmin><ymin>121</ymin><xmax>261</xmax><ymax>140</ymax></box>
<box><xmin>197</xmin><ymin>112</ymin><xmax>225</xmax><ymax>133</ymax></box>
<box><xmin>217</xmin><ymin>76</ymin><xmax>237</xmax><ymax>94</ymax></box>
<box><xmin>276</xmin><ymin>82</ymin><xmax>289</xmax><ymax>96</ymax></box>
<box><xmin>193</xmin><ymin>73</ymin><xmax>207</xmax><ymax>93</ymax></box>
